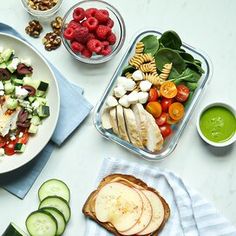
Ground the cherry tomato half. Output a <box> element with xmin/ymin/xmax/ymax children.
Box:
<box><xmin>4</xmin><ymin>141</ymin><xmax>16</xmax><ymax>156</ymax></box>
<box><xmin>175</xmin><ymin>84</ymin><xmax>190</xmax><ymax>102</ymax></box>
<box><xmin>18</xmin><ymin>132</ymin><xmax>29</xmax><ymax>144</ymax></box>
<box><xmin>161</xmin><ymin>98</ymin><xmax>173</xmax><ymax>112</ymax></box>
<box><xmin>159</xmin><ymin>124</ymin><xmax>172</xmax><ymax>138</ymax></box>
<box><xmin>155</xmin><ymin>112</ymin><xmax>168</xmax><ymax>126</ymax></box>
<box><xmin>160</xmin><ymin>81</ymin><xmax>177</xmax><ymax>98</ymax></box>
<box><xmin>146</xmin><ymin>101</ymin><xmax>162</xmax><ymax>118</ymax></box>
<box><xmin>148</xmin><ymin>88</ymin><xmax>159</xmax><ymax>102</ymax></box>
<box><xmin>169</xmin><ymin>102</ymin><xmax>185</xmax><ymax>121</ymax></box>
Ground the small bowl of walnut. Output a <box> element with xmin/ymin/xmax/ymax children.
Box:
<box><xmin>21</xmin><ymin>0</ymin><xmax>63</xmax><ymax>19</ymax></box>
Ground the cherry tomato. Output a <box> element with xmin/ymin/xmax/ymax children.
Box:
<box><xmin>148</xmin><ymin>88</ymin><xmax>159</xmax><ymax>102</ymax></box>
<box><xmin>175</xmin><ymin>84</ymin><xmax>190</xmax><ymax>102</ymax></box>
<box><xmin>155</xmin><ymin>112</ymin><xmax>168</xmax><ymax>126</ymax></box>
<box><xmin>146</xmin><ymin>101</ymin><xmax>162</xmax><ymax>118</ymax></box>
<box><xmin>161</xmin><ymin>98</ymin><xmax>173</xmax><ymax>112</ymax></box>
<box><xmin>169</xmin><ymin>102</ymin><xmax>185</xmax><ymax>121</ymax></box>
<box><xmin>0</xmin><ymin>136</ymin><xmax>6</xmax><ymax>148</ymax></box>
<box><xmin>18</xmin><ymin>132</ymin><xmax>29</xmax><ymax>144</ymax></box>
<box><xmin>166</xmin><ymin>114</ymin><xmax>178</xmax><ymax>125</ymax></box>
<box><xmin>4</xmin><ymin>141</ymin><xmax>16</xmax><ymax>156</ymax></box>
<box><xmin>160</xmin><ymin>81</ymin><xmax>177</xmax><ymax>98</ymax></box>
<box><xmin>159</xmin><ymin>124</ymin><xmax>172</xmax><ymax>138</ymax></box>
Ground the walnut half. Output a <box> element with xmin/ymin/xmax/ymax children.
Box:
<box><xmin>42</xmin><ymin>32</ymin><xmax>61</xmax><ymax>51</ymax></box>
<box><xmin>25</xmin><ymin>20</ymin><xmax>43</xmax><ymax>38</ymax></box>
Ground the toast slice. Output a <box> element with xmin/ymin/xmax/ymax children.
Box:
<box><xmin>123</xmin><ymin>108</ymin><xmax>143</xmax><ymax>148</ymax></box>
<box><xmin>144</xmin><ymin>111</ymin><xmax>164</xmax><ymax>152</ymax></box>
<box><xmin>131</xmin><ymin>103</ymin><xmax>148</xmax><ymax>147</ymax></box>
<box><xmin>83</xmin><ymin>174</ymin><xmax>170</xmax><ymax>236</ymax></box>
<box><xmin>109</xmin><ymin>107</ymin><xmax>119</xmax><ymax>135</ymax></box>
<box><xmin>116</xmin><ymin>105</ymin><xmax>130</xmax><ymax>142</ymax></box>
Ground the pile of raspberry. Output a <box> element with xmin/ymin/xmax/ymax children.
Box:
<box><xmin>63</xmin><ymin>7</ymin><xmax>117</xmax><ymax>58</ymax></box>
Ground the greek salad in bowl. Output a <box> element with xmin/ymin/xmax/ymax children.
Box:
<box><xmin>0</xmin><ymin>47</ymin><xmax>50</xmax><ymax>156</ymax></box>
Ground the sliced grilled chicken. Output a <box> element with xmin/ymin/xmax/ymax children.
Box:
<box><xmin>109</xmin><ymin>107</ymin><xmax>119</xmax><ymax>135</ymax></box>
<box><xmin>144</xmin><ymin>111</ymin><xmax>163</xmax><ymax>152</ymax></box>
<box><xmin>123</xmin><ymin>108</ymin><xmax>143</xmax><ymax>148</ymax></box>
<box><xmin>116</xmin><ymin>105</ymin><xmax>130</xmax><ymax>142</ymax></box>
<box><xmin>131</xmin><ymin>103</ymin><xmax>148</xmax><ymax>147</ymax></box>
<box><xmin>101</xmin><ymin>108</ymin><xmax>112</xmax><ymax>130</ymax></box>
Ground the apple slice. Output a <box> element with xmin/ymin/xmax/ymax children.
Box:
<box><xmin>120</xmin><ymin>188</ymin><xmax>153</xmax><ymax>235</ymax></box>
<box><xmin>95</xmin><ymin>182</ymin><xmax>143</xmax><ymax>232</ymax></box>
<box><xmin>138</xmin><ymin>190</ymin><xmax>165</xmax><ymax>235</ymax></box>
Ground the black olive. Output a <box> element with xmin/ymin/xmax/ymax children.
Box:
<box><xmin>0</xmin><ymin>68</ymin><xmax>11</xmax><ymax>80</ymax></box>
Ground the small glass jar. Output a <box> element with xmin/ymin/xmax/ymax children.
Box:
<box><xmin>21</xmin><ymin>0</ymin><xmax>63</xmax><ymax>20</ymax></box>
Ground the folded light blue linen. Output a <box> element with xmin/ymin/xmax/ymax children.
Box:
<box><xmin>0</xmin><ymin>23</ymin><xmax>93</xmax><ymax>199</ymax></box>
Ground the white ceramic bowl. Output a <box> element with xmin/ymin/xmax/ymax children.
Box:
<box><xmin>197</xmin><ymin>102</ymin><xmax>236</xmax><ymax>147</ymax></box>
<box><xmin>0</xmin><ymin>33</ymin><xmax>60</xmax><ymax>174</ymax></box>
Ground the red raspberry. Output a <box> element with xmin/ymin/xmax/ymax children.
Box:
<box><xmin>67</xmin><ymin>20</ymin><xmax>81</xmax><ymax>29</ymax></box>
<box><xmin>100</xmin><ymin>44</ymin><xmax>112</xmax><ymax>56</ymax></box>
<box><xmin>71</xmin><ymin>41</ymin><xmax>84</xmax><ymax>53</ymax></box>
<box><xmin>87</xmin><ymin>39</ymin><xmax>103</xmax><ymax>53</ymax></box>
<box><xmin>83</xmin><ymin>17</ymin><xmax>99</xmax><ymax>31</ymax></box>
<box><xmin>105</xmin><ymin>18</ymin><xmax>114</xmax><ymax>28</ymax></box>
<box><xmin>96</xmin><ymin>25</ymin><xmax>111</xmax><ymax>39</ymax></box>
<box><xmin>74</xmin><ymin>27</ymin><xmax>89</xmax><ymax>44</ymax></box>
<box><xmin>73</xmin><ymin>7</ymin><xmax>85</xmax><ymax>22</ymax></box>
<box><xmin>86</xmin><ymin>33</ymin><xmax>95</xmax><ymax>41</ymax></box>
<box><xmin>107</xmin><ymin>32</ymin><xmax>116</xmax><ymax>45</ymax></box>
<box><xmin>85</xmin><ymin>8</ymin><xmax>98</xmax><ymax>18</ymax></box>
<box><xmin>94</xmin><ymin>9</ymin><xmax>109</xmax><ymax>23</ymax></box>
<box><xmin>102</xmin><ymin>41</ymin><xmax>109</xmax><ymax>46</ymax></box>
<box><xmin>63</xmin><ymin>27</ymin><xmax>74</xmax><ymax>40</ymax></box>
<box><xmin>81</xmin><ymin>48</ymin><xmax>92</xmax><ymax>58</ymax></box>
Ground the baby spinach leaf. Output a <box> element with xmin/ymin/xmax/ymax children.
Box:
<box><xmin>186</xmin><ymin>61</ymin><xmax>205</xmax><ymax>75</ymax></box>
<box><xmin>168</xmin><ymin>67</ymin><xmax>179</xmax><ymax>80</ymax></box>
<box><xmin>141</xmin><ymin>35</ymin><xmax>159</xmax><ymax>55</ymax></box>
<box><xmin>159</xmin><ymin>30</ymin><xmax>182</xmax><ymax>50</ymax></box>
<box><xmin>155</xmin><ymin>48</ymin><xmax>186</xmax><ymax>73</ymax></box>
<box><xmin>122</xmin><ymin>65</ymin><xmax>135</xmax><ymax>76</ymax></box>
<box><xmin>185</xmin><ymin>82</ymin><xmax>198</xmax><ymax>91</ymax></box>
<box><xmin>179</xmin><ymin>52</ymin><xmax>195</xmax><ymax>62</ymax></box>
<box><xmin>194</xmin><ymin>59</ymin><xmax>202</xmax><ymax>66</ymax></box>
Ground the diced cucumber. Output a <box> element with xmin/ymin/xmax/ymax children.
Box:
<box><xmin>40</xmin><ymin>207</ymin><xmax>66</xmax><ymax>236</ymax></box>
<box><xmin>13</xmin><ymin>78</ymin><xmax>23</xmax><ymax>86</ymax></box>
<box><xmin>2</xmin><ymin>222</ymin><xmax>28</xmax><ymax>236</ymax></box>
<box><xmin>28</xmin><ymin>123</ymin><xmax>38</xmax><ymax>134</ymax></box>
<box><xmin>23</xmin><ymin>77</ymin><xmax>40</xmax><ymax>89</ymax></box>
<box><xmin>4</xmin><ymin>82</ymin><xmax>15</xmax><ymax>94</ymax></box>
<box><xmin>14</xmin><ymin>143</ymin><xmax>25</xmax><ymax>153</ymax></box>
<box><xmin>38</xmin><ymin>179</ymin><xmax>70</xmax><ymax>202</ymax></box>
<box><xmin>0</xmin><ymin>62</ymin><xmax>6</xmax><ymax>68</ymax></box>
<box><xmin>38</xmin><ymin>105</ymin><xmax>50</xmax><ymax>118</ymax></box>
<box><xmin>6</xmin><ymin>98</ymin><xmax>18</xmax><ymax>110</ymax></box>
<box><xmin>26</xmin><ymin>210</ymin><xmax>57</xmax><ymax>236</ymax></box>
<box><xmin>28</xmin><ymin>96</ymin><xmax>36</xmax><ymax>103</ymax></box>
<box><xmin>38</xmin><ymin>81</ymin><xmax>49</xmax><ymax>92</ymax></box>
<box><xmin>6</xmin><ymin>58</ymin><xmax>20</xmax><ymax>73</ymax></box>
<box><xmin>36</xmin><ymin>97</ymin><xmax>47</xmax><ymax>105</ymax></box>
<box><xmin>39</xmin><ymin>196</ymin><xmax>71</xmax><ymax>223</ymax></box>
<box><xmin>1</xmin><ymin>48</ymin><xmax>14</xmax><ymax>62</ymax></box>
<box><xmin>31</xmin><ymin>115</ymin><xmax>41</xmax><ymax>125</ymax></box>
<box><xmin>36</xmin><ymin>90</ymin><xmax>46</xmax><ymax>97</ymax></box>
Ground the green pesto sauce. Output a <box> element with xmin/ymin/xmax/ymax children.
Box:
<box><xmin>200</xmin><ymin>106</ymin><xmax>236</xmax><ymax>143</ymax></box>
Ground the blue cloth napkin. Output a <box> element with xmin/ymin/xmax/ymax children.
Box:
<box><xmin>86</xmin><ymin>157</ymin><xmax>236</xmax><ymax>236</ymax></box>
<box><xmin>0</xmin><ymin>23</ymin><xmax>93</xmax><ymax>199</ymax></box>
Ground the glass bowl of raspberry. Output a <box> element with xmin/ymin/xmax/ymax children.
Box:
<box><xmin>61</xmin><ymin>0</ymin><xmax>126</xmax><ymax>64</ymax></box>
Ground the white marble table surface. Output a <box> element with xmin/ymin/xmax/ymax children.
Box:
<box><xmin>0</xmin><ymin>0</ymin><xmax>236</xmax><ymax>235</ymax></box>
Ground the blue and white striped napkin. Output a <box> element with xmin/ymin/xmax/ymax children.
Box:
<box><xmin>85</xmin><ymin>157</ymin><xmax>236</xmax><ymax>236</ymax></box>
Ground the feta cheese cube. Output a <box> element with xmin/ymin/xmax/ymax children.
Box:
<box><xmin>0</xmin><ymin>81</ymin><xmax>4</xmax><ymax>90</ymax></box>
<box><xmin>138</xmin><ymin>92</ymin><xmax>149</xmax><ymax>104</ymax></box>
<box><xmin>123</xmin><ymin>79</ymin><xmax>136</xmax><ymax>91</ymax></box>
<box><xmin>127</xmin><ymin>91</ymin><xmax>139</xmax><ymax>104</ymax></box>
<box><xmin>21</xmin><ymin>58</ymin><xmax>32</xmax><ymax>67</ymax></box>
<box><xmin>106</xmin><ymin>96</ymin><xmax>118</xmax><ymax>108</ymax></box>
<box><xmin>7</xmin><ymin>57</ymin><xmax>20</xmax><ymax>73</ymax></box>
<box><xmin>0</xmin><ymin>90</ymin><xmax>4</xmax><ymax>96</ymax></box>
<box><xmin>15</xmin><ymin>86</ymin><xmax>29</xmax><ymax>99</ymax></box>
<box><xmin>117</xmin><ymin>76</ymin><xmax>128</xmax><ymax>87</ymax></box>
<box><xmin>118</xmin><ymin>95</ymin><xmax>130</xmax><ymax>108</ymax></box>
<box><xmin>132</xmin><ymin>70</ymin><xmax>144</xmax><ymax>81</ymax></box>
<box><xmin>140</xmin><ymin>80</ymin><xmax>152</xmax><ymax>92</ymax></box>
<box><xmin>114</xmin><ymin>85</ymin><xmax>126</xmax><ymax>98</ymax></box>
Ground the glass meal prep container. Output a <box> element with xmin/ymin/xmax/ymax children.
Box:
<box><xmin>94</xmin><ymin>30</ymin><xmax>212</xmax><ymax>161</ymax></box>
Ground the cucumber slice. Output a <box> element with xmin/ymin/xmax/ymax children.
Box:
<box><xmin>26</xmin><ymin>210</ymin><xmax>57</xmax><ymax>236</ymax></box>
<box><xmin>40</xmin><ymin>207</ymin><xmax>66</xmax><ymax>236</ymax></box>
<box><xmin>38</xmin><ymin>179</ymin><xmax>70</xmax><ymax>202</ymax></box>
<box><xmin>39</xmin><ymin>196</ymin><xmax>71</xmax><ymax>223</ymax></box>
<box><xmin>2</xmin><ymin>222</ymin><xmax>27</xmax><ymax>236</ymax></box>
